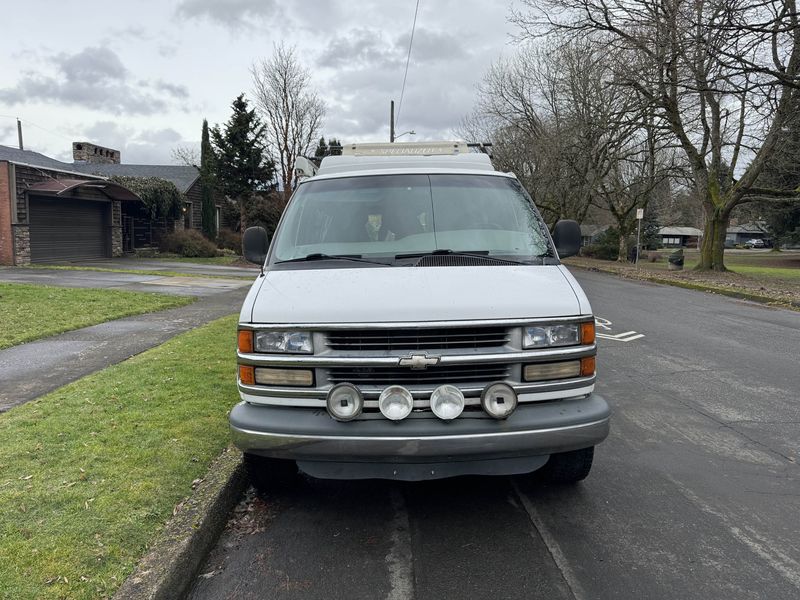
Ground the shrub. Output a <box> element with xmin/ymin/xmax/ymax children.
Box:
<box><xmin>216</xmin><ymin>228</ymin><xmax>242</xmax><ymax>252</ymax></box>
<box><xmin>581</xmin><ymin>228</ymin><xmax>620</xmax><ymax>260</ymax></box>
<box><xmin>648</xmin><ymin>252</ymin><xmax>660</xmax><ymax>262</ymax></box>
<box><xmin>110</xmin><ymin>176</ymin><xmax>184</xmax><ymax>220</ymax></box>
<box><xmin>159</xmin><ymin>229</ymin><xmax>219</xmax><ymax>257</ymax></box>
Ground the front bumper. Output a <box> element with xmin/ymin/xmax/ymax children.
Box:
<box><xmin>230</xmin><ymin>393</ymin><xmax>610</xmax><ymax>463</ymax></box>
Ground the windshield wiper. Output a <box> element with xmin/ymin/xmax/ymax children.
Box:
<box><xmin>276</xmin><ymin>253</ymin><xmax>389</xmax><ymax>265</ymax></box>
<box><xmin>394</xmin><ymin>249</ymin><xmax>528</xmax><ymax>264</ymax></box>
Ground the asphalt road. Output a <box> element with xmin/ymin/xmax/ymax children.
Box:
<box><xmin>190</xmin><ymin>270</ymin><xmax>800</xmax><ymax>600</ymax></box>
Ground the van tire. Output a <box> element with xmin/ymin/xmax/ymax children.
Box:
<box><xmin>244</xmin><ymin>453</ymin><xmax>298</xmax><ymax>493</ymax></box>
<box><xmin>540</xmin><ymin>447</ymin><xmax>594</xmax><ymax>483</ymax></box>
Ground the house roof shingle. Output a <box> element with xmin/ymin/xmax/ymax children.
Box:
<box><xmin>658</xmin><ymin>226</ymin><xmax>703</xmax><ymax>236</ymax></box>
<box><xmin>0</xmin><ymin>144</ymin><xmax>199</xmax><ymax>193</ymax></box>
<box><xmin>71</xmin><ymin>163</ymin><xmax>199</xmax><ymax>194</ymax></box>
<box><xmin>0</xmin><ymin>144</ymin><xmax>84</xmax><ymax>172</ymax></box>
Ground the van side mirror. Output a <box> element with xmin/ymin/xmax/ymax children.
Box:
<box><xmin>552</xmin><ymin>220</ymin><xmax>581</xmax><ymax>258</ymax></box>
<box><xmin>243</xmin><ymin>226</ymin><xmax>269</xmax><ymax>266</ymax></box>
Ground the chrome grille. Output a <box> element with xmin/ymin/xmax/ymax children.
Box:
<box><xmin>326</xmin><ymin>327</ymin><xmax>509</xmax><ymax>351</ymax></box>
<box><xmin>327</xmin><ymin>364</ymin><xmax>511</xmax><ymax>386</ymax></box>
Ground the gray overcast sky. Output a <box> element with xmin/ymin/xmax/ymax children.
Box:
<box><xmin>0</xmin><ymin>0</ymin><xmax>518</xmax><ymax>165</ymax></box>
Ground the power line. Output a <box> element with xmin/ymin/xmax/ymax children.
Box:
<box><xmin>0</xmin><ymin>114</ymin><xmax>74</xmax><ymax>144</ymax></box>
<box><xmin>395</xmin><ymin>0</ymin><xmax>421</xmax><ymax>129</ymax></box>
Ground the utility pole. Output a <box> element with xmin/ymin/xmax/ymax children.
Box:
<box><xmin>390</xmin><ymin>100</ymin><xmax>395</xmax><ymax>143</ymax></box>
<box><xmin>17</xmin><ymin>118</ymin><xmax>23</xmax><ymax>150</ymax></box>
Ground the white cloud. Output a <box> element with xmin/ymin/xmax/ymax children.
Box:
<box><xmin>0</xmin><ymin>47</ymin><xmax>188</xmax><ymax>116</ymax></box>
<box><xmin>175</xmin><ymin>0</ymin><xmax>280</xmax><ymax>30</ymax></box>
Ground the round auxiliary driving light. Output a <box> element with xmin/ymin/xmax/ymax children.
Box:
<box><xmin>481</xmin><ymin>382</ymin><xmax>518</xmax><ymax>419</ymax></box>
<box><xmin>430</xmin><ymin>385</ymin><xmax>465</xmax><ymax>420</ymax></box>
<box><xmin>378</xmin><ymin>385</ymin><xmax>414</xmax><ymax>420</ymax></box>
<box><xmin>326</xmin><ymin>383</ymin><xmax>363</xmax><ymax>421</ymax></box>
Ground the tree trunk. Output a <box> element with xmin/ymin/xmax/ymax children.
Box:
<box><xmin>697</xmin><ymin>204</ymin><xmax>729</xmax><ymax>271</ymax></box>
<box><xmin>238</xmin><ymin>197</ymin><xmax>248</xmax><ymax>233</ymax></box>
<box><xmin>617</xmin><ymin>233</ymin><xmax>628</xmax><ymax>263</ymax></box>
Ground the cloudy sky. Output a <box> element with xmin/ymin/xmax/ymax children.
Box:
<box><xmin>0</xmin><ymin>0</ymin><xmax>520</xmax><ymax>165</ymax></box>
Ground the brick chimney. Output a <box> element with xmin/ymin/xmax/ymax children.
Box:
<box><xmin>73</xmin><ymin>141</ymin><xmax>121</xmax><ymax>164</ymax></box>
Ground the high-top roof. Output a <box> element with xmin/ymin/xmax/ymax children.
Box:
<box><xmin>316</xmin><ymin>153</ymin><xmax>496</xmax><ymax>177</ymax></box>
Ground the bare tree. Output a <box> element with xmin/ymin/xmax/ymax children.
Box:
<box><xmin>513</xmin><ymin>0</ymin><xmax>800</xmax><ymax>271</ymax></box>
<box><xmin>251</xmin><ymin>43</ymin><xmax>326</xmax><ymax>195</ymax></box>
<box><xmin>171</xmin><ymin>145</ymin><xmax>199</xmax><ymax>167</ymax></box>
<box><xmin>464</xmin><ymin>37</ymin><xmax>676</xmax><ymax>253</ymax></box>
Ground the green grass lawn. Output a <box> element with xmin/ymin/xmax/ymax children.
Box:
<box><xmin>0</xmin><ymin>283</ymin><xmax>193</xmax><ymax>350</ymax></box>
<box><xmin>0</xmin><ymin>315</ymin><xmax>239</xmax><ymax>600</ymax></box>
<box><xmin>27</xmin><ymin>264</ymin><xmax>255</xmax><ymax>280</ymax></box>
<box><xmin>641</xmin><ymin>250</ymin><xmax>800</xmax><ymax>280</ymax></box>
<box><xmin>149</xmin><ymin>255</ymin><xmax>243</xmax><ymax>265</ymax></box>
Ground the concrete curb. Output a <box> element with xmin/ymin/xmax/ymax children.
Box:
<box><xmin>568</xmin><ymin>262</ymin><xmax>800</xmax><ymax>311</ymax></box>
<box><xmin>113</xmin><ymin>446</ymin><xmax>247</xmax><ymax>600</ymax></box>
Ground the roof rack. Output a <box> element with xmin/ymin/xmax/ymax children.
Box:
<box><xmin>342</xmin><ymin>141</ymin><xmax>470</xmax><ymax>157</ymax></box>
<box><xmin>466</xmin><ymin>142</ymin><xmax>493</xmax><ymax>157</ymax></box>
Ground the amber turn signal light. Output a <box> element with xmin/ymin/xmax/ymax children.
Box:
<box><xmin>580</xmin><ymin>356</ymin><xmax>596</xmax><ymax>377</ymax></box>
<box><xmin>581</xmin><ymin>321</ymin><xmax>595</xmax><ymax>345</ymax></box>
<box><xmin>239</xmin><ymin>365</ymin><xmax>256</xmax><ymax>386</ymax></box>
<box><xmin>238</xmin><ymin>330</ymin><xmax>253</xmax><ymax>353</ymax></box>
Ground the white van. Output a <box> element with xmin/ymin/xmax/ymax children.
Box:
<box><xmin>232</xmin><ymin>142</ymin><xmax>609</xmax><ymax>487</ymax></box>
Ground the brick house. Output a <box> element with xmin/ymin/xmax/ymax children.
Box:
<box><xmin>0</xmin><ymin>142</ymin><xmax>218</xmax><ymax>265</ymax></box>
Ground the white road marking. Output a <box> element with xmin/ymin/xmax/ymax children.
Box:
<box><xmin>594</xmin><ymin>317</ymin><xmax>645</xmax><ymax>343</ymax></box>
<box><xmin>385</xmin><ymin>488</ymin><xmax>414</xmax><ymax>600</ymax></box>
<box><xmin>511</xmin><ymin>481</ymin><xmax>586</xmax><ymax>600</ymax></box>
<box><xmin>594</xmin><ymin>317</ymin><xmax>613</xmax><ymax>331</ymax></box>
<box><xmin>596</xmin><ymin>332</ymin><xmax>645</xmax><ymax>343</ymax></box>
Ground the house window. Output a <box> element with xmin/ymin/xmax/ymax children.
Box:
<box><xmin>663</xmin><ymin>236</ymin><xmax>681</xmax><ymax>246</ymax></box>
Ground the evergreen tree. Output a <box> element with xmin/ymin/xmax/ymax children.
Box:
<box><xmin>313</xmin><ymin>136</ymin><xmax>343</xmax><ymax>158</ymax></box>
<box><xmin>200</xmin><ymin>119</ymin><xmax>217</xmax><ymax>240</ymax></box>
<box><xmin>314</xmin><ymin>137</ymin><xmax>328</xmax><ymax>158</ymax></box>
<box><xmin>640</xmin><ymin>209</ymin><xmax>661</xmax><ymax>250</ymax></box>
<box><xmin>211</xmin><ymin>94</ymin><xmax>275</xmax><ymax>231</ymax></box>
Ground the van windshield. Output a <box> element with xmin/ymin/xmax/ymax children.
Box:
<box><xmin>270</xmin><ymin>174</ymin><xmax>553</xmax><ymax>265</ymax></box>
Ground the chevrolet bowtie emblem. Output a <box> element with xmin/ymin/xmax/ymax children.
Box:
<box><xmin>398</xmin><ymin>353</ymin><xmax>440</xmax><ymax>370</ymax></box>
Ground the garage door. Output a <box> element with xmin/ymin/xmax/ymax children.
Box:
<box><xmin>29</xmin><ymin>196</ymin><xmax>110</xmax><ymax>262</ymax></box>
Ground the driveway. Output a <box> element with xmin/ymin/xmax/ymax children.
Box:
<box><xmin>0</xmin><ymin>262</ymin><xmax>254</xmax><ymax>411</ymax></box>
<box><xmin>0</xmin><ymin>259</ymin><xmax>256</xmax><ymax>297</ymax></box>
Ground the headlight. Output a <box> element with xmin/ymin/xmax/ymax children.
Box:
<box><xmin>253</xmin><ymin>331</ymin><xmax>313</xmax><ymax>354</ymax></box>
<box><xmin>327</xmin><ymin>383</ymin><xmax>363</xmax><ymax>421</ymax></box>
<box><xmin>378</xmin><ymin>386</ymin><xmax>414</xmax><ymax>420</ymax></box>
<box><xmin>481</xmin><ymin>382</ymin><xmax>517</xmax><ymax>419</ymax></box>
<box><xmin>429</xmin><ymin>385</ymin><xmax>465</xmax><ymax>420</ymax></box>
<box><xmin>523</xmin><ymin>324</ymin><xmax>580</xmax><ymax>348</ymax></box>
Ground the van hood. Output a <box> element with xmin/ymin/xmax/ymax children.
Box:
<box><xmin>246</xmin><ymin>265</ymin><xmax>589</xmax><ymax>324</ymax></box>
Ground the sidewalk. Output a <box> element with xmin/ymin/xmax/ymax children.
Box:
<box><xmin>0</xmin><ymin>286</ymin><xmax>249</xmax><ymax>412</ymax></box>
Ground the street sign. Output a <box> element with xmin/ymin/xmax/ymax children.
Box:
<box><xmin>635</xmin><ymin>209</ymin><xmax>644</xmax><ymax>265</ymax></box>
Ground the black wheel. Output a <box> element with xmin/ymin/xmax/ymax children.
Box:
<box><xmin>243</xmin><ymin>453</ymin><xmax>298</xmax><ymax>494</ymax></box>
<box><xmin>540</xmin><ymin>447</ymin><xmax>594</xmax><ymax>484</ymax></box>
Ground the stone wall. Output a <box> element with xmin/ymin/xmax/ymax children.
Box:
<box><xmin>111</xmin><ymin>200</ymin><xmax>122</xmax><ymax>257</ymax></box>
<box><xmin>13</xmin><ymin>225</ymin><xmax>30</xmax><ymax>265</ymax></box>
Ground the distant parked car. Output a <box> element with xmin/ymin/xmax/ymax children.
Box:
<box><xmin>744</xmin><ymin>238</ymin><xmax>766</xmax><ymax>248</ymax></box>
